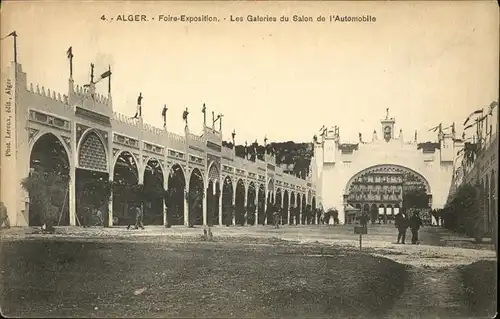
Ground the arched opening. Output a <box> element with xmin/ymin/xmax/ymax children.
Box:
<box><xmin>142</xmin><ymin>158</ymin><xmax>164</xmax><ymax>225</ymax></box>
<box><xmin>258</xmin><ymin>184</ymin><xmax>266</xmax><ymax>225</ymax></box>
<box><xmin>296</xmin><ymin>194</ymin><xmax>302</xmax><ymax>225</ymax></box>
<box><xmin>271</xmin><ymin>188</ymin><xmax>281</xmax><ymax>225</ymax></box>
<box><xmin>27</xmin><ymin>133</ymin><xmax>70</xmax><ymax>227</ymax></box>
<box><xmin>290</xmin><ymin>192</ymin><xmax>296</xmax><ymax>225</ymax></box>
<box><xmin>235</xmin><ymin>179</ymin><xmax>246</xmax><ymax>226</ymax></box>
<box><xmin>188</xmin><ymin>168</ymin><xmax>204</xmax><ymax>226</ymax></box>
<box><xmin>246</xmin><ymin>182</ymin><xmax>257</xmax><ymax>225</ymax></box>
<box><xmin>166</xmin><ymin>164</ymin><xmax>185</xmax><ymax>226</ymax></box>
<box><xmin>222</xmin><ymin>176</ymin><xmax>233</xmax><ymax>226</ymax></box>
<box><xmin>490</xmin><ymin>170</ymin><xmax>496</xmax><ymax>236</ymax></box>
<box><xmin>484</xmin><ymin>175</ymin><xmax>490</xmax><ymax>232</ymax></box>
<box><xmin>312</xmin><ymin>196</ymin><xmax>317</xmax><ymax>224</ymax></box>
<box><xmin>370</xmin><ymin>203</ymin><xmax>378</xmax><ymax>224</ymax></box>
<box><xmin>76</xmin><ymin>131</ymin><xmax>110</xmax><ymax>227</ymax></box>
<box><xmin>266</xmin><ymin>191</ymin><xmax>273</xmax><ymax>224</ymax></box>
<box><xmin>282</xmin><ymin>190</ymin><xmax>289</xmax><ymax>224</ymax></box>
<box><xmin>207</xmin><ymin>164</ymin><xmax>221</xmax><ymax>226</ymax></box>
<box><xmin>207</xmin><ymin>180</ymin><xmax>220</xmax><ymax>226</ymax></box>
<box><xmin>301</xmin><ymin>193</ymin><xmax>307</xmax><ymax>224</ymax></box>
<box><xmin>112</xmin><ymin>151</ymin><xmax>139</xmax><ymax>226</ymax></box>
<box><xmin>344</xmin><ymin>164</ymin><xmax>431</xmax><ymax>225</ymax></box>
<box><xmin>386</xmin><ymin>204</ymin><xmax>393</xmax><ymax>223</ymax></box>
<box><xmin>378</xmin><ymin>204</ymin><xmax>385</xmax><ymax>224</ymax></box>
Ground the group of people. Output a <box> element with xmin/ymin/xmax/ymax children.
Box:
<box><xmin>395</xmin><ymin>209</ymin><xmax>423</xmax><ymax>244</ymax></box>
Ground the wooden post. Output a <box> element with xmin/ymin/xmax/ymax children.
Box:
<box><xmin>359</xmin><ymin>233</ymin><xmax>362</xmax><ymax>251</ymax></box>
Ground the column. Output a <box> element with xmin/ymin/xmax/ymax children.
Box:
<box><xmin>69</xmin><ymin>164</ymin><xmax>77</xmax><ymax>226</ymax></box>
<box><xmin>243</xmin><ymin>189</ymin><xmax>248</xmax><ymax>226</ymax></box>
<box><xmin>107</xmin><ymin>175</ymin><xmax>113</xmax><ymax>227</ymax></box>
<box><xmin>299</xmin><ymin>199</ymin><xmax>302</xmax><ymax>225</ymax></box>
<box><xmin>218</xmin><ymin>182</ymin><xmax>223</xmax><ymax>226</ymax></box>
<box><xmin>202</xmin><ymin>186</ymin><xmax>208</xmax><ymax>226</ymax></box>
<box><xmin>264</xmin><ymin>193</ymin><xmax>268</xmax><ymax>225</ymax></box>
<box><xmin>163</xmin><ymin>181</ymin><xmax>168</xmax><ymax>227</ymax></box>
<box><xmin>184</xmin><ymin>188</ymin><xmax>189</xmax><ymax>226</ymax></box>
<box><xmin>254</xmin><ymin>192</ymin><xmax>258</xmax><ymax>225</ymax></box>
<box><xmin>231</xmin><ymin>190</ymin><xmax>236</xmax><ymax>226</ymax></box>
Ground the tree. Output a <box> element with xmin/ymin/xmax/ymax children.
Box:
<box><xmin>21</xmin><ymin>168</ymin><xmax>68</xmax><ymax>232</ymax></box>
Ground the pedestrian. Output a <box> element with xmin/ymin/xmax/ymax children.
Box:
<box><xmin>273</xmin><ymin>206</ymin><xmax>280</xmax><ymax>229</ymax></box>
<box><xmin>0</xmin><ymin>201</ymin><xmax>11</xmax><ymax>229</ymax></box>
<box><xmin>360</xmin><ymin>211</ymin><xmax>368</xmax><ymax>231</ymax></box>
<box><xmin>95</xmin><ymin>208</ymin><xmax>104</xmax><ymax>227</ymax></box>
<box><xmin>127</xmin><ymin>205</ymin><xmax>144</xmax><ymax>230</ymax></box>
<box><xmin>395</xmin><ymin>211</ymin><xmax>409</xmax><ymax>244</ymax></box>
<box><xmin>409</xmin><ymin>210</ymin><xmax>423</xmax><ymax>244</ymax></box>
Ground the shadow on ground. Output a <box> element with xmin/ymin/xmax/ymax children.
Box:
<box><xmin>0</xmin><ymin>240</ymin><xmax>407</xmax><ymax>318</ymax></box>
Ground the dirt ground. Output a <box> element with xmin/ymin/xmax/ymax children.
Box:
<box><xmin>0</xmin><ymin>224</ymin><xmax>497</xmax><ymax>318</ymax></box>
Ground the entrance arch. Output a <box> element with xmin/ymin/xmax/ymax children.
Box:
<box><xmin>235</xmin><ymin>179</ymin><xmax>246</xmax><ymax>225</ymax></box>
<box><xmin>188</xmin><ymin>168</ymin><xmax>204</xmax><ymax>226</ymax></box>
<box><xmin>290</xmin><ymin>192</ymin><xmax>296</xmax><ymax>225</ymax></box>
<box><xmin>167</xmin><ymin>164</ymin><xmax>186</xmax><ymax>226</ymax></box>
<box><xmin>76</xmin><ymin>131</ymin><xmax>110</xmax><ymax>226</ymax></box>
<box><xmin>27</xmin><ymin>132</ymin><xmax>70</xmax><ymax>226</ymax></box>
<box><xmin>247</xmin><ymin>182</ymin><xmax>257</xmax><ymax>225</ymax></box>
<box><xmin>282</xmin><ymin>190</ymin><xmax>289</xmax><ymax>224</ymax></box>
<box><xmin>221</xmin><ymin>176</ymin><xmax>233</xmax><ymax>226</ymax></box>
<box><xmin>344</xmin><ymin>164</ymin><xmax>432</xmax><ymax>224</ymax></box>
<box><xmin>143</xmin><ymin>158</ymin><xmax>164</xmax><ymax>225</ymax></box>
<box><xmin>112</xmin><ymin>151</ymin><xmax>139</xmax><ymax>226</ymax></box>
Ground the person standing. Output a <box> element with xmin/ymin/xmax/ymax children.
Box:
<box><xmin>0</xmin><ymin>202</ymin><xmax>11</xmax><ymax>229</ymax></box>
<box><xmin>127</xmin><ymin>205</ymin><xmax>144</xmax><ymax>230</ymax></box>
<box><xmin>395</xmin><ymin>211</ymin><xmax>409</xmax><ymax>244</ymax></box>
<box><xmin>409</xmin><ymin>210</ymin><xmax>423</xmax><ymax>244</ymax></box>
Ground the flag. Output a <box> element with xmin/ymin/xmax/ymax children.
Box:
<box><xmin>202</xmin><ymin>103</ymin><xmax>206</xmax><ymax>113</ymax></box>
<box><xmin>429</xmin><ymin>124</ymin><xmax>440</xmax><ymax>132</ymax></box>
<box><xmin>66</xmin><ymin>46</ymin><xmax>73</xmax><ymax>59</ymax></box>
<box><xmin>463</xmin><ymin>109</ymin><xmax>483</xmax><ymax>126</ymax></box>
<box><xmin>162</xmin><ymin>104</ymin><xmax>167</xmax><ymax>118</ymax></box>
<box><xmin>100</xmin><ymin>70</ymin><xmax>111</xmax><ymax>79</ymax></box>
<box><xmin>2</xmin><ymin>31</ymin><xmax>16</xmax><ymax>40</ymax></box>
<box><xmin>182</xmin><ymin>108</ymin><xmax>188</xmax><ymax>120</ymax></box>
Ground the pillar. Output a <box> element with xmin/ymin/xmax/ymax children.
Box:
<box><xmin>264</xmin><ymin>193</ymin><xmax>268</xmax><ymax>225</ymax></box>
<box><xmin>243</xmin><ymin>188</ymin><xmax>248</xmax><ymax>226</ymax></box>
<box><xmin>184</xmin><ymin>188</ymin><xmax>189</xmax><ymax>226</ymax></box>
<box><xmin>299</xmin><ymin>199</ymin><xmax>302</xmax><ymax>225</ymax></box>
<box><xmin>231</xmin><ymin>190</ymin><xmax>236</xmax><ymax>226</ymax></box>
<box><xmin>69</xmin><ymin>164</ymin><xmax>76</xmax><ymax>226</ymax></box>
<box><xmin>202</xmin><ymin>185</ymin><xmax>208</xmax><ymax>226</ymax></box>
<box><xmin>107</xmin><ymin>175</ymin><xmax>113</xmax><ymax>227</ymax></box>
<box><xmin>254</xmin><ymin>192</ymin><xmax>258</xmax><ymax>225</ymax></box>
<box><xmin>218</xmin><ymin>182</ymin><xmax>223</xmax><ymax>226</ymax></box>
<box><xmin>163</xmin><ymin>181</ymin><xmax>168</xmax><ymax>227</ymax></box>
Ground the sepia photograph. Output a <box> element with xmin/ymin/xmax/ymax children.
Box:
<box><xmin>0</xmin><ymin>1</ymin><xmax>498</xmax><ymax>318</ymax></box>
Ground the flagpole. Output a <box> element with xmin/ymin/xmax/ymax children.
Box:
<box><xmin>108</xmin><ymin>65</ymin><xmax>111</xmax><ymax>94</ymax></box>
<box><xmin>13</xmin><ymin>33</ymin><xmax>17</xmax><ymax>64</ymax></box>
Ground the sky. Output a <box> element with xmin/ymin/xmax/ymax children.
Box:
<box><xmin>1</xmin><ymin>1</ymin><xmax>498</xmax><ymax>145</ymax></box>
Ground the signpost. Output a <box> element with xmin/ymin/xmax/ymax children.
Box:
<box><xmin>354</xmin><ymin>225</ymin><xmax>367</xmax><ymax>250</ymax></box>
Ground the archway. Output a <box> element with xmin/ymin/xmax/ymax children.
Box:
<box><xmin>258</xmin><ymin>184</ymin><xmax>266</xmax><ymax>225</ymax></box>
<box><xmin>282</xmin><ymin>190</ymin><xmax>289</xmax><ymax>224</ymax></box>
<box><xmin>207</xmin><ymin>180</ymin><xmax>220</xmax><ymax>226</ymax></box>
<box><xmin>484</xmin><ymin>175</ymin><xmax>490</xmax><ymax>230</ymax></box>
<box><xmin>247</xmin><ymin>182</ymin><xmax>257</xmax><ymax>225</ymax></box>
<box><xmin>290</xmin><ymin>192</ymin><xmax>296</xmax><ymax>225</ymax></box>
<box><xmin>266</xmin><ymin>190</ymin><xmax>274</xmax><ymax>224</ymax></box>
<box><xmin>378</xmin><ymin>204</ymin><xmax>385</xmax><ymax>224</ymax></box>
<box><xmin>188</xmin><ymin>168</ymin><xmax>204</xmax><ymax>226</ymax></box>
<box><xmin>490</xmin><ymin>170</ymin><xmax>496</xmax><ymax>236</ymax></box>
<box><xmin>207</xmin><ymin>164</ymin><xmax>221</xmax><ymax>226</ymax></box>
<box><xmin>221</xmin><ymin>176</ymin><xmax>233</xmax><ymax>226</ymax></box>
<box><xmin>166</xmin><ymin>164</ymin><xmax>185</xmax><ymax>226</ymax></box>
<box><xmin>386</xmin><ymin>204</ymin><xmax>393</xmax><ymax>223</ymax></box>
<box><xmin>312</xmin><ymin>196</ymin><xmax>317</xmax><ymax>224</ymax></box>
<box><xmin>272</xmin><ymin>188</ymin><xmax>281</xmax><ymax>225</ymax></box>
<box><xmin>235</xmin><ymin>179</ymin><xmax>246</xmax><ymax>225</ymax></box>
<box><xmin>301</xmin><ymin>193</ymin><xmax>307</xmax><ymax>224</ymax></box>
<box><xmin>370</xmin><ymin>203</ymin><xmax>378</xmax><ymax>224</ymax></box>
<box><xmin>344</xmin><ymin>164</ymin><xmax>432</xmax><ymax>225</ymax></box>
<box><xmin>143</xmin><ymin>158</ymin><xmax>164</xmax><ymax>225</ymax></box>
<box><xmin>112</xmin><ymin>151</ymin><xmax>138</xmax><ymax>226</ymax></box>
<box><xmin>76</xmin><ymin>131</ymin><xmax>110</xmax><ymax>227</ymax></box>
<box><xmin>28</xmin><ymin>133</ymin><xmax>70</xmax><ymax>226</ymax></box>
<box><xmin>296</xmin><ymin>194</ymin><xmax>302</xmax><ymax>225</ymax></box>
